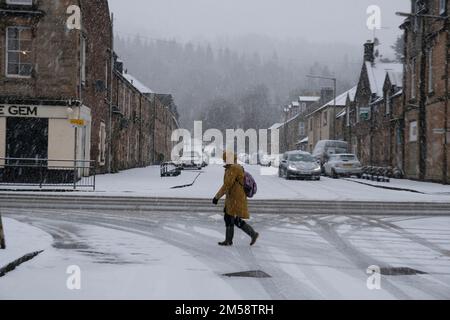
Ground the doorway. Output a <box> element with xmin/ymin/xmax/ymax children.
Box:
<box><xmin>4</xmin><ymin>117</ymin><xmax>48</xmax><ymax>183</ymax></box>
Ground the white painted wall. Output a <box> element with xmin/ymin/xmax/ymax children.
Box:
<box><xmin>48</xmin><ymin>119</ymin><xmax>75</xmax><ymax>168</ymax></box>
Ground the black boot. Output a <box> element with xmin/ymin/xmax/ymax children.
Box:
<box><xmin>218</xmin><ymin>227</ymin><xmax>234</xmax><ymax>246</ymax></box>
<box><xmin>241</xmin><ymin>224</ymin><xmax>259</xmax><ymax>246</ymax></box>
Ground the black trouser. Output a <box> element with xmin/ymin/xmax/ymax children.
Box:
<box><xmin>224</xmin><ymin>213</ymin><xmax>247</xmax><ymax>229</ymax></box>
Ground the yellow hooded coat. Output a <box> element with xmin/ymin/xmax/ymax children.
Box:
<box><xmin>215</xmin><ymin>152</ymin><xmax>250</xmax><ymax>219</ymax></box>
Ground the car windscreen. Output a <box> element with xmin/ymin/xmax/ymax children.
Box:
<box><xmin>288</xmin><ymin>154</ymin><xmax>315</xmax><ymax>162</ymax></box>
<box><xmin>337</xmin><ymin>155</ymin><xmax>356</xmax><ymax>161</ymax></box>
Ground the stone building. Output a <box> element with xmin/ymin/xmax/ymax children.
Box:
<box><xmin>0</xmin><ymin>0</ymin><xmax>113</xmax><ymax>181</ymax></box>
<box><xmin>269</xmin><ymin>96</ymin><xmax>320</xmax><ymax>154</ymax></box>
<box><xmin>349</xmin><ymin>41</ymin><xmax>403</xmax><ymax>166</ymax></box>
<box><xmin>401</xmin><ymin>0</ymin><xmax>449</xmax><ymax>183</ymax></box>
<box><xmin>0</xmin><ymin>0</ymin><xmax>179</xmax><ymax>184</ymax></box>
<box><xmin>306</xmin><ymin>87</ymin><xmax>355</xmax><ymax>153</ymax></box>
<box><xmin>153</xmin><ymin>93</ymin><xmax>179</xmax><ymax>164</ymax></box>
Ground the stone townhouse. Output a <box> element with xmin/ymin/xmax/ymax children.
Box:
<box><xmin>0</xmin><ymin>0</ymin><xmax>179</xmax><ymax>184</ymax></box>
<box><xmin>153</xmin><ymin>93</ymin><xmax>179</xmax><ymax>164</ymax></box>
<box><xmin>349</xmin><ymin>41</ymin><xmax>403</xmax><ymax>167</ymax></box>
<box><xmin>0</xmin><ymin>0</ymin><xmax>113</xmax><ymax>182</ymax></box>
<box><xmin>110</xmin><ymin>62</ymin><xmax>153</xmax><ymax>172</ymax></box>
<box><xmin>269</xmin><ymin>95</ymin><xmax>320</xmax><ymax>154</ymax></box>
<box><xmin>306</xmin><ymin>87</ymin><xmax>355</xmax><ymax>153</ymax></box>
<box><xmin>401</xmin><ymin>0</ymin><xmax>449</xmax><ymax>183</ymax></box>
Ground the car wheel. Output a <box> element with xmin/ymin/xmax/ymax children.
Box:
<box><xmin>285</xmin><ymin>171</ymin><xmax>291</xmax><ymax>180</ymax></box>
<box><xmin>332</xmin><ymin>169</ymin><xmax>339</xmax><ymax>179</ymax></box>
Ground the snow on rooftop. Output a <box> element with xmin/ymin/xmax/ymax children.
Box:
<box><xmin>307</xmin><ymin>86</ymin><xmax>357</xmax><ymax>116</ymax></box>
<box><xmin>299</xmin><ymin>96</ymin><xmax>320</xmax><ymax>102</ymax></box>
<box><xmin>323</xmin><ymin>86</ymin><xmax>357</xmax><ymax>108</ymax></box>
<box><xmin>366</xmin><ymin>61</ymin><xmax>403</xmax><ymax>97</ymax></box>
<box><xmin>387</xmin><ymin>70</ymin><xmax>404</xmax><ymax>88</ymax></box>
<box><xmin>269</xmin><ymin>123</ymin><xmax>283</xmax><ymax>130</ymax></box>
<box><xmin>336</xmin><ymin>109</ymin><xmax>347</xmax><ymax>118</ymax></box>
<box><xmin>299</xmin><ymin>137</ymin><xmax>309</xmax><ymax>144</ymax></box>
<box><xmin>123</xmin><ymin>73</ymin><xmax>154</xmax><ymax>94</ymax></box>
<box><xmin>291</xmin><ymin>101</ymin><xmax>300</xmax><ymax>107</ymax></box>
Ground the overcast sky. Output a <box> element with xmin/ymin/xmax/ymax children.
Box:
<box><xmin>109</xmin><ymin>0</ymin><xmax>409</xmax><ymax>54</ymax></box>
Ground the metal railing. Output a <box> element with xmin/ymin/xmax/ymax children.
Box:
<box><xmin>0</xmin><ymin>158</ymin><xmax>96</xmax><ymax>191</ymax></box>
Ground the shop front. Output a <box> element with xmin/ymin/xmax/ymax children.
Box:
<box><xmin>0</xmin><ymin>103</ymin><xmax>91</xmax><ymax>184</ymax></box>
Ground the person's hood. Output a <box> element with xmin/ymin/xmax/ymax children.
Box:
<box><xmin>223</xmin><ymin>151</ymin><xmax>238</xmax><ymax>165</ymax></box>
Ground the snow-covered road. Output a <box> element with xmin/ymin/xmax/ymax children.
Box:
<box><xmin>79</xmin><ymin>164</ymin><xmax>450</xmax><ymax>202</ymax></box>
<box><xmin>1</xmin><ymin>208</ymin><xmax>450</xmax><ymax>300</ymax></box>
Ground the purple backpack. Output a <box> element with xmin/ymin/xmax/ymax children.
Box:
<box><xmin>242</xmin><ymin>170</ymin><xmax>258</xmax><ymax>198</ymax></box>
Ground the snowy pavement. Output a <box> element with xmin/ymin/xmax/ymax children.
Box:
<box><xmin>2</xmin><ymin>164</ymin><xmax>450</xmax><ymax>203</ymax></box>
<box><xmin>1</xmin><ymin>209</ymin><xmax>450</xmax><ymax>299</ymax></box>
<box><xmin>91</xmin><ymin>164</ymin><xmax>450</xmax><ymax>202</ymax></box>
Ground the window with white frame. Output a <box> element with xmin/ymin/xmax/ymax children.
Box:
<box><xmin>411</xmin><ymin>58</ymin><xmax>416</xmax><ymax>99</ymax></box>
<box><xmin>440</xmin><ymin>0</ymin><xmax>447</xmax><ymax>15</ymax></box>
<box><xmin>346</xmin><ymin>106</ymin><xmax>350</xmax><ymax>127</ymax></box>
<box><xmin>428</xmin><ymin>48</ymin><xmax>434</xmax><ymax>93</ymax></box>
<box><xmin>98</xmin><ymin>122</ymin><xmax>106</xmax><ymax>165</ymax></box>
<box><xmin>6</xmin><ymin>26</ymin><xmax>33</xmax><ymax>77</ymax></box>
<box><xmin>299</xmin><ymin>122</ymin><xmax>305</xmax><ymax>136</ymax></box>
<box><xmin>386</xmin><ymin>90</ymin><xmax>391</xmax><ymax>115</ymax></box>
<box><xmin>80</xmin><ymin>35</ymin><xmax>87</xmax><ymax>85</ymax></box>
<box><xmin>409</xmin><ymin>121</ymin><xmax>418</xmax><ymax>142</ymax></box>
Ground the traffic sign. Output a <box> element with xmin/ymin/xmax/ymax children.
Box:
<box><xmin>70</xmin><ymin>119</ymin><xmax>85</xmax><ymax>126</ymax></box>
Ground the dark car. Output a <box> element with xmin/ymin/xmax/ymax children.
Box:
<box><xmin>278</xmin><ymin>151</ymin><xmax>322</xmax><ymax>180</ymax></box>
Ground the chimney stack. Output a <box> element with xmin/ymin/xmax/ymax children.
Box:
<box><xmin>364</xmin><ymin>41</ymin><xmax>375</xmax><ymax>63</ymax></box>
<box><xmin>320</xmin><ymin>87</ymin><xmax>334</xmax><ymax>105</ymax></box>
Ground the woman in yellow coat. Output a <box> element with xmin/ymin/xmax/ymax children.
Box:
<box><xmin>213</xmin><ymin>151</ymin><xmax>259</xmax><ymax>246</ymax></box>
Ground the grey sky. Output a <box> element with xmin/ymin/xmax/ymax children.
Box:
<box><xmin>109</xmin><ymin>0</ymin><xmax>409</xmax><ymax>55</ymax></box>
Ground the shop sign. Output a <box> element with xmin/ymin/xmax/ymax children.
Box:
<box><xmin>0</xmin><ymin>105</ymin><xmax>38</xmax><ymax>117</ymax></box>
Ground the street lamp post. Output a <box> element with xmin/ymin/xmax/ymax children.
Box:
<box><xmin>306</xmin><ymin>75</ymin><xmax>337</xmax><ymax>139</ymax></box>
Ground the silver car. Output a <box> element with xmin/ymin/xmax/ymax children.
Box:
<box><xmin>323</xmin><ymin>154</ymin><xmax>363</xmax><ymax>178</ymax></box>
<box><xmin>279</xmin><ymin>151</ymin><xmax>322</xmax><ymax>180</ymax></box>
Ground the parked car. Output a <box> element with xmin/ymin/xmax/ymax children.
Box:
<box><xmin>201</xmin><ymin>152</ymin><xmax>210</xmax><ymax>167</ymax></box>
<box><xmin>278</xmin><ymin>151</ymin><xmax>322</xmax><ymax>180</ymax></box>
<box><xmin>179</xmin><ymin>151</ymin><xmax>203</xmax><ymax>170</ymax></box>
<box><xmin>312</xmin><ymin>140</ymin><xmax>349</xmax><ymax>167</ymax></box>
<box><xmin>259</xmin><ymin>153</ymin><xmax>273</xmax><ymax>167</ymax></box>
<box><xmin>238</xmin><ymin>153</ymin><xmax>250</xmax><ymax>164</ymax></box>
<box><xmin>323</xmin><ymin>154</ymin><xmax>363</xmax><ymax>179</ymax></box>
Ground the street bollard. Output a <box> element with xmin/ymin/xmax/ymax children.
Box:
<box><xmin>0</xmin><ymin>213</ymin><xmax>5</xmax><ymax>249</ymax></box>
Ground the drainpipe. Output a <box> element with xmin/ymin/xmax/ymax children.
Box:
<box><xmin>418</xmin><ymin>16</ymin><xmax>427</xmax><ymax>181</ymax></box>
<box><xmin>443</xmin><ymin>19</ymin><xmax>449</xmax><ymax>184</ymax></box>
<box><xmin>107</xmin><ymin>13</ymin><xmax>114</xmax><ymax>173</ymax></box>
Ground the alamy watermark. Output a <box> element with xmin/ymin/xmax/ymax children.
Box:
<box><xmin>366</xmin><ymin>265</ymin><xmax>381</xmax><ymax>290</ymax></box>
<box><xmin>66</xmin><ymin>265</ymin><xmax>81</xmax><ymax>290</ymax></box>
<box><xmin>66</xmin><ymin>5</ymin><xmax>81</xmax><ymax>30</ymax></box>
<box><xmin>171</xmin><ymin>121</ymin><xmax>280</xmax><ymax>171</ymax></box>
<box><xmin>367</xmin><ymin>5</ymin><xmax>382</xmax><ymax>31</ymax></box>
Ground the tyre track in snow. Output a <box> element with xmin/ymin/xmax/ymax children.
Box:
<box><xmin>5</xmin><ymin>209</ymin><xmax>289</xmax><ymax>299</ymax></box>
<box><xmin>308</xmin><ymin>215</ymin><xmax>450</xmax><ymax>299</ymax></box>
<box><xmin>4</xmin><ymin>208</ymin><xmax>450</xmax><ymax>299</ymax></box>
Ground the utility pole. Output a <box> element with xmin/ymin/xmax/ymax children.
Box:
<box><xmin>0</xmin><ymin>212</ymin><xmax>5</xmax><ymax>249</ymax></box>
<box><xmin>306</xmin><ymin>75</ymin><xmax>337</xmax><ymax>139</ymax></box>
